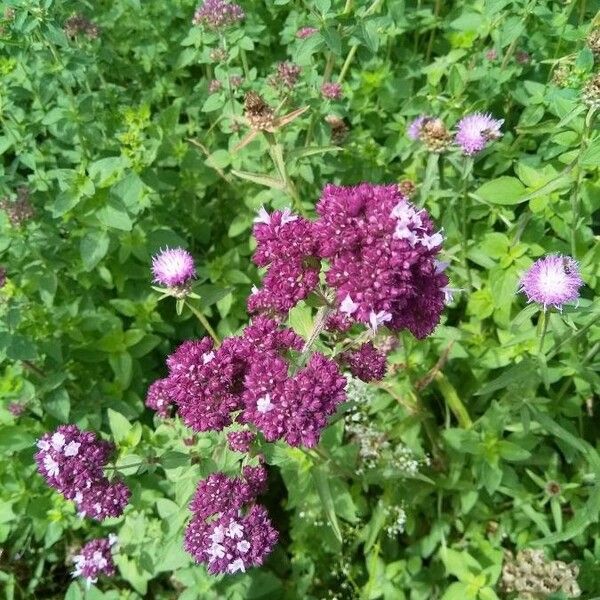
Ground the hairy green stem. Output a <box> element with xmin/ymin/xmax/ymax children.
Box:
<box><xmin>537</xmin><ymin>310</ymin><xmax>549</xmax><ymax>356</ymax></box>
<box><xmin>185</xmin><ymin>301</ymin><xmax>221</xmax><ymax>346</ymax></box>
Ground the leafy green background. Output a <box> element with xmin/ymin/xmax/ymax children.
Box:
<box><xmin>1</xmin><ymin>0</ymin><xmax>600</xmax><ymax>598</ymax></box>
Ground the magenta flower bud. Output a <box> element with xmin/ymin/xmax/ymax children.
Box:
<box><xmin>227</xmin><ymin>430</ymin><xmax>255</xmax><ymax>453</ymax></box>
<box><xmin>151</xmin><ymin>247</ymin><xmax>196</xmax><ymax>288</ymax></box>
<box><xmin>455</xmin><ymin>112</ymin><xmax>503</xmax><ymax>155</ymax></box>
<box><xmin>520</xmin><ymin>255</ymin><xmax>583</xmax><ymax>310</ymax></box>
<box><xmin>145</xmin><ymin>378</ymin><xmax>174</xmax><ymax>418</ymax></box>
<box><xmin>321</xmin><ymin>82</ymin><xmax>342</xmax><ymax>100</ymax></box>
<box><xmin>342</xmin><ymin>342</ymin><xmax>387</xmax><ymax>382</ymax></box>
<box><xmin>296</xmin><ymin>26</ymin><xmax>318</xmax><ymax>39</ymax></box>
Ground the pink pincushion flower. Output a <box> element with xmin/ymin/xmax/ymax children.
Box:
<box><xmin>520</xmin><ymin>254</ymin><xmax>583</xmax><ymax>310</ymax></box>
<box><xmin>72</xmin><ymin>536</ymin><xmax>117</xmax><ymax>585</ymax></box>
<box><xmin>455</xmin><ymin>113</ymin><xmax>503</xmax><ymax>155</ymax></box>
<box><xmin>192</xmin><ymin>0</ymin><xmax>245</xmax><ymax>29</ymax></box>
<box><xmin>321</xmin><ymin>82</ymin><xmax>342</xmax><ymax>100</ymax></box>
<box><xmin>296</xmin><ymin>26</ymin><xmax>318</xmax><ymax>39</ymax></box>
<box><xmin>151</xmin><ymin>247</ymin><xmax>196</xmax><ymax>287</ymax></box>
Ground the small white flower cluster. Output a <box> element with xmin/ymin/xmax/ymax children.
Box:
<box><xmin>208</xmin><ymin>520</ymin><xmax>251</xmax><ymax>574</ymax></box>
<box><xmin>391</xmin><ymin>201</ymin><xmax>444</xmax><ymax>250</ymax></box>
<box><xmin>38</xmin><ymin>432</ymin><xmax>81</xmax><ymax>477</ymax></box>
<box><xmin>384</xmin><ymin>505</ymin><xmax>407</xmax><ymax>537</ymax></box>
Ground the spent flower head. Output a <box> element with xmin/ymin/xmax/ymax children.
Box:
<box><xmin>520</xmin><ymin>254</ymin><xmax>583</xmax><ymax>310</ymax></box>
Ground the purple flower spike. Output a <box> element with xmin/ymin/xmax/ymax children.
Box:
<box><xmin>72</xmin><ymin>535</ymin><xmax>117</xmax><ymax>585</ymax></box>
<box><xmin>151</xmin><ymin>247</ymin><xmax>196</xmax><ymax>288</ymax></box>
<box><xmin>520</xmin><ymin>255</ymin><xmax>583</xmax><ymax>310</ymax></box>
<box><xmin>455</xmin><ymin>112</ymin><xmax>503</xmax><ymax>155</ymax></box>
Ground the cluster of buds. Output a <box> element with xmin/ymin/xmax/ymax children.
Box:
<box><xmin>501</xmin><ymin>549</ymin><xmax>581</xmax><ymax>599</ymax></box>
<box><xmin>0</xmin><ymin>187</ymin><xmax>35</xmax><ymax>226</ymax></box>
<box><xmin>583</xmin><ymin>73</ymin><xmax>600</xmax><ymax>109</ymax></box>
<box><xmin>325</xmin><ymin>115</ymin><xmax>349</xmax><ymax>144</ymax></box>
<box><xmin>64</xmin><ymin>14</ymin><xmax>100</xmax><ymax>39</ymax></box>
<box><xmin>269</xmin><ymin>62</ymin><xmax>302</xmax><ymax>90</ymax></box>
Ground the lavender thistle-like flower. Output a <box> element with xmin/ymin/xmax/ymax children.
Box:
<box><xmin>455</xmin><ymin>113</ymin><xmax>503</xmax><ymax>155</ymax></box>
<box><xmin>151</xmin><ymin>247</ymin><xmax>196</xmax><ymax>288</ymax></box>
<box><xmin>520</xmin><ymin>255</ymin><xmax>583</xmax><ymax>310</ymax></box>
<box><xmin>192</xmin><ymin>0</ymin><xmax>245</xmax><ymax>29</ymax></box>
<box><xmin>321</xmin><ymin>82</ymin><xmax>342</xmax><ymax>100</ymax></box>
<box><xmin>407</xmin><ymin>115</ymin><xmax>430</xmax><ymax>140</ymax></box>
<box><xmin>72</xmin><ymin>536</ymin><xmax>118</xmax><ymax>585</ymax></box>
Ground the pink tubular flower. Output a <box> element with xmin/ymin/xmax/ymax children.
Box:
<box><xmin>342</xmin><ymin>342</ymin><xmax>387</xmax><ymax>382</ymax></box>
<box><xmin>72</xmin><ymin>535</ymin><xmax>118</xmax><ymax>585</ymax></box>
<box><xmin>314</xmin><ymin>183</ymin><xmax>448</xmax><ymax>338</ymax></box>
<box><xmin>321</xmin><ymin>82</ymin><xmax>342</xmax><ymax>100</ymax></box>
<box><xmin>455</xmin><ymin>113</ymin><xmax>503</xmax><ymax>155</ymax></box>
<box><xmin>520</xmin><ymin>254</ymin><xmax>583</xmax><ymax>310</ymax></box>
<box><xmin>248</xmin><ymin>208</ymin><xmax>320</xmax><ymax>314</ymax></box>
<box><xmin>145</xmin><ymin>378</ymin><xmax>174</xmax><ymax>418</ymax></box>
<box><xmin>35</xmin><ymin>425</ymin><xmax>130</xmax><ymax>521</ymax></box>
<box><xmin>192</xmin><ymin>0</ymin><xmax>245</xmax><ymax>29</ymax></box>
<box><xmin>151</xmin><ymin>247</ymin><xmax>196</xmax><ymax>288</ymax></box>
<box><xmin>296</xmin><ymin>26</ymin><xmax>318</xmax><ymax>39</ymax></box>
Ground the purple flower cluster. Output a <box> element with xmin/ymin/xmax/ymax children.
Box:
<box><xmin>184</xmin><ymin>467</ymin><xmax>278</xmax><ymax>574</ymax></box>
<box><xmin>227</xmin><ymin>430</ymin><xmax>255</xmax><ymax>453</ymax></box>
<box><xmin>248</xmin><ymin>208</ymin><xmax>320</xmax><ymax>314</ymax></box>
<box><xmin>72</xmin><ymin>535</ymin><xmax>117</xmax><ymax>585</ymax></box>
<box><xmin>145</xmin><ymin>378</ymin><xmax>174</xmax><ymax>418</ymax></box>
<box><xmin>342</xmin><ymin>342</ymin><xmax>387</xmax><ymax>382</ymax></box>
<box><xmin>0</xmin><ymin>187</ymin><xmax>35</xmax><ymax>226</ymax></box>
<box><xmin>271</xmin><ymin>62</ymin><xmax>302</xmax><ymax>89</ymax></box>
<box><xmin>321</xmin><ymin>82</ymin><xmax>342</xmax><ymax>100</ymax></box>
<box><xmin>192</xmin><ymin>0</ymin><xmax>244</xmax><ymax>29</ymax></box>
<box><xmin>520</xmin><ymin>255</ymin><xmax>583</xmax><ymax>310</ymax></box>
<box><xmin>35</xmin><ymin>425</ymin><xmax>130</xmax><ymax>520</ymax></box>
<box><xmin>160</xmin><ymin>315</ymin><xmax>346</xmax><ymax>447</ymax></box>
<box><xmin>315</xmin><ymin>184</ymin><xmax>447</xmax><ymax>338</ymax></box>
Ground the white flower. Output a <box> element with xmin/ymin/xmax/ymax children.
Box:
<box><xmin>202</xmin><ymin>351</ymin><xmax>215</xmax><ymax>364</ymax></box>
<box><xmin>434</xmin><ymin>260</ymin><xmax>449</xmax><ymax>274</ymax></box>
<box><xmin>43</xmin><ymin>455</ymin><xmax>60</xmax><ymax>477</ymax></box>
<box><xmin>51</xmin><ymin>432</ymin><xmax>65</xmax><ymax>450</ymax></box>
<box><xmin>394</xmin><ymin>223</ymin><xmax>419</xmax><ymax>245</ymax></box>
<box><xmin>108</xmin><ymin>534</ymin><xmax>119</xmax><ymax>547</ymax></box>
<box><xmin>280</xmin><ymin>208</ymin><xmax>299</xmax><ymax>225</ymax></box>
<box><xmin>236</xmin><ymin>540</ymin><xmax>251</xmax><ymax>553</ymax></box>
<box><xmin>210</xmin><ymin>525</ymin><xmax>225</xmax><ymax>544</ymax></box>
<box><xmin>419</xmin><ymin>230</ymin><xmax>444</xmax><ymax>250</ymax></box>
<box><xmin>339</xmin><ymin>294</ymin><xmax>358</xmax><ymax>316</ymax></box>
<box><xmin>226</xmin><ymin>521</ymin><xmax>244</xmax><ymax>539</ymax></box>
<box><xmin>253</xmin><ymin>206</ymin><xmax>271</xmax><ymax>225</ymax></box>
<box><xmin>37</xmin><ymin>439</ymin><xmax>50</xmax><ymax>451</ymax></box>
<box><xmin>257</xmin><ymin>394</ymin><xmax>274</xmax><ymax>413</ymax></box>
<box><xmin>206</xmin><ymin>543</ymin><xmax>225</xmax><ymax>562</ymax></box>
<box><xmin>63</xmin><ymin>441</ymin><xmax>81</xmax><ymax>457</ymax></box>
<box><xmin>227</xmin><ymin>558</ymin><xmax>246</xmax><ymax>573</ymax></box>
<box><xmin>369</xmin><ymin>310</ymin><xmax>392</xmax><ymax>332</ymax></box>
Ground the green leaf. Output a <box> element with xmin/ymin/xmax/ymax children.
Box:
<box><xmin>97</xmin><ymin>200</ymin><xmax>133</xmax><ymax>231</ymax></box>
<box><xmin>44</xmin><ymin>387</ymin><xmax>70</xmax><ymax>422</ymax></box>
<box><xmin>311</xmin><ymin>466</ymin><xmax>343</xmax><ymax>543</ymax></box>
<box><xmin>88</xmin><ymin>157</ymin><xmax>126</xmax><ymax>187</ymax></box>
<box><xmin>230</xmin><ymin>170</ymin><xmax>285</xmax><ymax>190</ymax></box>
<box><xmin>473</xmin><ymin>176</ymin><xmax>526</xmax><ymax>205</ymax></box>
<box><xmin>80</xmin><ymin>230</ymin><xmax>110</xmax><ymax>271</ymax></box>
<box><xmin>288</xmin><ymin>302</ymin><xmax>314</xmax><ymax>340</ymax></box>
<box><xmin>107</xmin><ymin>408</ymin><xmax>132</xmax><ymax>445</ymax></box>
<box><xmin>0</xmin><ymin>427</ymin><xmax>35</xmax><ymax>452</ymax></box>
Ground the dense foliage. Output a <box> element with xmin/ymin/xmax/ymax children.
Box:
<box><xmin>1</xmin><ymin>0</ymin><xmax>600</xmax><ymax>598</ymax></box>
